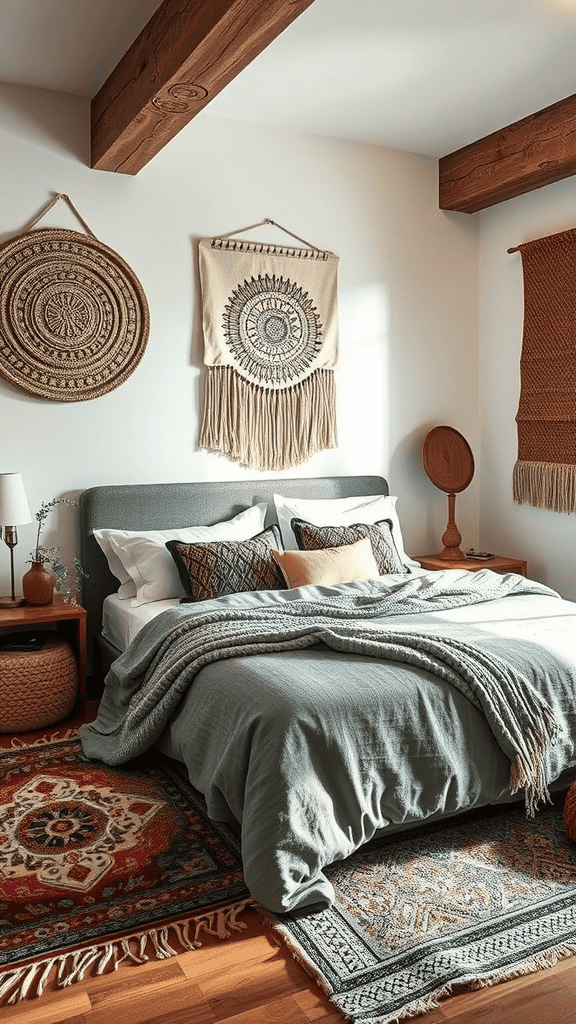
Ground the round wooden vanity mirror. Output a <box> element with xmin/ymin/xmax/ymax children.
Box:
<box><xmin>422</xmin><ymin>426</ymin><xmax>474</xmax><ymax>560</ymax></box>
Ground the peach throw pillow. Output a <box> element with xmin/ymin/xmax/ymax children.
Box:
<box><xmin>271</xmin><ymin>537</ymin><xmax>380</xmax><ymax>589</ymax></box>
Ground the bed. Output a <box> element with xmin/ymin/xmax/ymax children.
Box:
<box><xmin>79</xmin><ymin>476</ymin><xmax>576</xmax><ymax>914</ymax></box>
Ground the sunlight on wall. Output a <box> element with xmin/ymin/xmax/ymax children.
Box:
<box><xmin>337</xmin><ymin>283</ymin><xmax>390</xmax><ymax>475</ymax></box>
<box><xmin>0</xmin><ymin>109</ymin><xmax>478</xmax><ymax>594</ymax></box>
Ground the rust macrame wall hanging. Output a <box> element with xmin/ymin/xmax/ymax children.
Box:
<box><xmin>198</xmin><ymin>219</ymin><xmax>339</xmax><ymax>472</ymax></box>
<box><xmin>509</xmin><ymin>226</ymin><xmax>576</xmax><ymax>513</ymax></box>
<box><xmin>0</xmin><ymin>193</ymin><xmax>150</xmax><ymax>402</ymax></box>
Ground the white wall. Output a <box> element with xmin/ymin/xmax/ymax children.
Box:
<box><xmin>0</xmin><ymin>86</ymin><xmax>479</xmax><ymax>596</ymax></box>
<box><xmin>479</xmin><ymin>177</ymin><xmax>576</xmax><ymax>600</ymax></box>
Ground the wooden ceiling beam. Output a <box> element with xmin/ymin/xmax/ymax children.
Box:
<box><xmin>439</xmin><ymin>93</ymin><xmax>576</xmax><ymax>214</ymax></box>
<box><xmin>91</xmin><ymin>0</ymin><xmax>316</xmax><ymax>174</ymax></box>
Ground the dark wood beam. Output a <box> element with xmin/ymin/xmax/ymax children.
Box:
<box><xmin>91</xmin><ymin>0</ymin><xmax>316</xmax><ymax>174</ymax></box>
<box><xmin>439</xmin><ymin>93</ymin><xmax>576</xmax><ymax>214</ymax></box>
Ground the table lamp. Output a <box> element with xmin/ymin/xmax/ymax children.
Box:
<box><xmin>0</xmin><ymin>473</ymin><xmax>32</xmax><ymax>607</ymax></box>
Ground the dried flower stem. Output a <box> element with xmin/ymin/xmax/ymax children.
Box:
<box><xmin>29</xmin><ymin>498</ymin><xmax>88</xmax><ymax>604</ymax></box>
<box><xmin>32</xmin><ymin>498</ymin><xmax>77</xmax><ymax>563</ymax></box>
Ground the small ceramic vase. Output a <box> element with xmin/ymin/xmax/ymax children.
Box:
<box><xmin>22</xmin><ymin>560</ymin><xmax>54</xmax><ymax>605</ymax></box>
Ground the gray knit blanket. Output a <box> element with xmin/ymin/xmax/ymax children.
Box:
<box><xmin>81</xmin><ymin>570</ymin><xmax>562</xmax><ymax>814</ymax></box>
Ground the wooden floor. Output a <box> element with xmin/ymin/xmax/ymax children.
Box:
<box><xmin>2</xmin><ymin>708</ymin><xmax>576</xmax><ymax>1023</ymax></box>
<box><xmin>1</xmin><ymin>907</ymin><xmax>576</xmax><ymax>1024</ymax></box>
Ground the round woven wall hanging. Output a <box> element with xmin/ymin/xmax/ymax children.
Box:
<box><xmin>0</xmin><ymin>225</ymin><xmax>150</xmax><ymax>401</ymax></box>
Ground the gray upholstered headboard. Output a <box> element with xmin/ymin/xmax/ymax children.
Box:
<box><xmin>79</xmin><ymin>475</ymin><xmax>388</xmax><ymax>689</ymax></box>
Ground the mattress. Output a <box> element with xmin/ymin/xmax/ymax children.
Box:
<box><xmin>101</xmin><ymin>572</ymin><xmax>428</xmax><ymax>652</ymax></box>
<box><xmin>102</xmin><ymin>593</ymin><xmax>180</xmax><ymax>652</ymax></box>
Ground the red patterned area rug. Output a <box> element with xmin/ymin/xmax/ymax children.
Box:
<box><xmin>0</xmin><ymin>736</ymin><xmax>252</xmax><ymax>1005</ymax></box>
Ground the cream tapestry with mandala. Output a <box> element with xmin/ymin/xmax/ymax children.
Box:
<box><xmin>198</xmin><ymin>227</ymin><xmax>339</xmax><ymax>471</ymax></box>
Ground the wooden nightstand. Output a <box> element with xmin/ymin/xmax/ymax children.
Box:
<box><xmin>0</xmin><ymin>596</ymin><xmax>87</xmax><ymax>713</ymax></box>
<box><xmin>415</xmin><ymin>554</ymin><xmax>527</xmax><ymax>577</ymax></box>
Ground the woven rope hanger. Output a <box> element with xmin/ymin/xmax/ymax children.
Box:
<box><xmin>211</xmin><ymin>218</ymin><xmax>335</xmax><ymax>258</ymax></box>
<box><xmin>17</xmin><ymin>192</ymin><xmax>98</xmax><ymax>239</ymax></box>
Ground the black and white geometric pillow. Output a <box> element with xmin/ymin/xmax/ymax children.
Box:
<box><xmin>166</xmin><ymin>525</ymin><xmax>286</xmax><ymax>602</ymax></box>
<box><xmin>290</xmin><ymin>518</ymin><xmax>405</xmax><ymax>576</ymax></box>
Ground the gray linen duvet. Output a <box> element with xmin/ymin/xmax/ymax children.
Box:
<box><xmin>81</xmin><ymin>570</ymin><xmax>576</xmax><ymax>913</ymax></box>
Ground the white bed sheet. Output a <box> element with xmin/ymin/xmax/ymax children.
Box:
<box><xmin>100</xmin><ymin>565</ymin><xmax>428</xmax><ymax>651</ymax></box>
<box><xmin>101</xmin><ymin>571</ymin><xmax>429</xmax><ymax>652</ymax></box>
<box><xmin>102</xmin><ymin>593</ymin><xmax>180</xmax><ymax>652</ymax></box>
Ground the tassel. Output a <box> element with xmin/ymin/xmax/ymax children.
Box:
<box><xmin>199</xmin><ymin>365</ymin><xmax>337</xmax><ymax>471</ymax></box>
<box><xmin>10</xmin><ymin>728</ymin><xmax>80</xmax><ymax>748</ymax></box>
<box><xmin>513</xmin><ymin>460</ymin><xmax>576</xmax><ymax>513</ymax></box>
<box><xmin>0</xmin><ymin>899</ymin><xmax>254</xmax><ymax>1006</ymax></box>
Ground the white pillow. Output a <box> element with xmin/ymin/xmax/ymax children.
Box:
<box><xmin>272</xmin><ymin>492</ymin><xmax>418</xmax><ymax>570</ymax></box>
<box><xmin>93</xmin><ymin>530</ymin><xmax>137</xmax><ymax>599</ymax></box>
<box><xmin>101</xmin><ymin>503</ymin><xmax>268</xmax><ymax>607</ymax></box>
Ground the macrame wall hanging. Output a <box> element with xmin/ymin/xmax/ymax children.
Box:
<box><xmin>0</xmin><ymin>193</ymin><xmax>150</xmax><ymax>402</ymax></box>
<box><xmin>198</xmin><ymin>219</ymin><xmax>339</xmax><ymax>471</ymax></box>
<box><xmin>509</xmin><ymin>226</ymin><xmax>576</xmax><ymax>513</ymax></box>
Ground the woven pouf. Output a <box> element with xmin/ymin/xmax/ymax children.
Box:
<box><xmin>0</xmin><ymin>639</ymin><xmax>78</xmax><ymax>733</ymax></box>
<box><xmin>564</xmin><ymin>780</ymin><xmax>576</xmax><ymax>842</ymax></box>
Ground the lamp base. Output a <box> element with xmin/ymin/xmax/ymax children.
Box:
<box><xmin>0</xmin><ymin>596</ymin><xmax>25</xmax><ymax>608</ymax></box>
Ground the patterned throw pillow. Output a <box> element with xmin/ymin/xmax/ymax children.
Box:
<box><xmin>166</xmin><ymin>525</ymin><xmax>286</xmax><ymax>602</ymax></box>
<box><xmin>291</xmin><ymin>518</ymin><xmax>405</xmax><ymax>575</ymax></box>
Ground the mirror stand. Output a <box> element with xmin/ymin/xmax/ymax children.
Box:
<box><xmin>422</xmin><ymin>425</ymin><xmax>475</xmax><ymax>562</ymax></box>
<box><xmin>439</xmin><ymin>492</ymin><xmax>464</xmax><ymax>560</ymax></box>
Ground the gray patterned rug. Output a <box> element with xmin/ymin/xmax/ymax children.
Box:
<box><xmin>270</xmin><ymin>793</ymin><xmax>576</xmax><ymax>1024</ymax></box>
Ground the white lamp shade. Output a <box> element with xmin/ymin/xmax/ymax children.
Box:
<box><xmin>0</xmin><ymin>473</ymin><xmax>32</xmax><ymax>526</ymax></box>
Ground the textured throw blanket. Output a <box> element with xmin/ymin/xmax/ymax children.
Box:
<box><xmin>82</xmin><ymin>571</ymin><xmax>561</xmax><ymax>815</ymax></box>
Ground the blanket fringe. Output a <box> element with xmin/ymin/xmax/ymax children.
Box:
<box><xmin>199</xmin><ymin>364</ymin><xmax>337</xmax><ymax>471</ymax></box>
<box><xmin>509</xmin><ymin>714</ymin><xmax>560</xmax><ymax>817</ymax></box>
<box><xmin>0</xmin><ymin>899</ymin><xmax>254</xmax><ymax>1005</ymax></box>
<box><xmin>513</xmin><ymin>460</ymin><xmax>576</xmax><ymax>514</ymax></box>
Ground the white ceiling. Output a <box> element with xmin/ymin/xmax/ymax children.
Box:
<box><xmin>1</xmin><ymin>0</ymin><xmax>576</xmax><ymax>157</ymax></box>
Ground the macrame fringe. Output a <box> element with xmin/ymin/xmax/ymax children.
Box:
<box><xmin>513</xmin><ymin>460</ymin><xmax>576</xmax><ymax>513</ymax></box>
<box><xmin>199</xmin><ymin>365</ymin><xmax>337</xmax><ymax>471</ymax></box>
<box><xmin>0</xmin><ymin>899</ymin><xmax>254</xmax><ymax>1006</ymax></box>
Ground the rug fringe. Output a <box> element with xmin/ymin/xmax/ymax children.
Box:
<box><xmin>257</xmin><ymin>905</ymin><xmax>336</xmax><ymax>999</ymax></box>
<box><xmin>9</xmin><ymin>728</ymin><xmax>80</xmax><ymax>749</ymax></box>
<box><xmin>264</xmin><ymin>905</ymin><xmax>576</xmax><ymax>1024</ymax></box>
<box><xmin>0</xmin><ymin>899</ymin><xmax>254</xmax><ymax>1005</ymax></box>
<box><xmin>351</xmin><ymin>941</ymin><xmax>576</xmax><ymax>1024</ymax></box>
